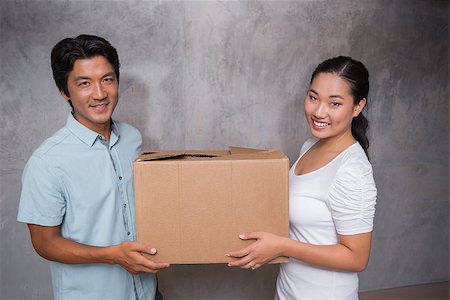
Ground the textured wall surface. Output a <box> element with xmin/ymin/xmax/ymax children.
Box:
<box><xmin>1</xmin><ymin>0</ymin><xmax>448</xmax><ymax>299</ymax></box>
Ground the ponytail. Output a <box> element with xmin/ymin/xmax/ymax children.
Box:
<box><xmin>352</xmin><ymin>112</ymin><xmax>369</xmax><ymax>159</ymax></box>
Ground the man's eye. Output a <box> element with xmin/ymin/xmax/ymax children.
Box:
<box><xmin>309</xmin><ymin>95</ymin><xmax>317</xmax><ymax>101</ymax></box>
<box><xmin>104</xmin><ymin>77</ymin><xmax>114</xmax><ymax>84</ymax></box>
<box><xmin>330</xmin><ymin>102</ymin><xmax>341</xmax><ymax>107</ymax></box>
<box><xmin>79</xmin><ymin>81</ymin><xmax>89</xmax><ymax>87</ymax></box>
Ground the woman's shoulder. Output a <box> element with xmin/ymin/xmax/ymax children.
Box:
<box><xmin>299</xmin><ymin>136</ymin><xmax>319</xmax><ymax>156</ymax></box>
<box><xmin>337</xmin><ymin>143</ymin><xmax>373</xmax><ymax>177</ymax></box>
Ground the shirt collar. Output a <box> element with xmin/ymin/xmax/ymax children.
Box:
<box><xmin>110</xmin><ymin>121</ymin><xmax>120</xmax><ymax>147</ymax></box>
<box><xmin>66</xmin><ymin>113</ymin><xmax>120</xmax><ymax>147</ymax></box>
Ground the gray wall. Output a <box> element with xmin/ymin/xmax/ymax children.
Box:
<box><xmin>1</xmin><ymin>0</ymin><xmax>448</xmax><ymax>299</ymax></box>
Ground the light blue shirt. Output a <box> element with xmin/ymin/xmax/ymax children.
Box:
<box><xmin>17</xmin><ymin>113</ymin><xmax>156</xmax><ymax>300</ymax></box>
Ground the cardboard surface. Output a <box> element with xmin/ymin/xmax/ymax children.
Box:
<box><xmin>133</xmin><ymin>147</ymin><xmax>289</xmax><ymax>264</ymax></box>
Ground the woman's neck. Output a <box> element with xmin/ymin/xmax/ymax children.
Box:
<box><xmin>315</xmin><ymin>131</ymin><xmax>356</xmax><ymax>153</ymax></box>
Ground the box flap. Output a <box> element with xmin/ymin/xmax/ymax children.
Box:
<box><xmin>138</xmin><ymin>147</ymin><xmax>273</xmax><ymax>161</ymax></box>
<box><xmin>228</xmin><ymin>146</ymin><xmax>266</xmax><ymax>155</ymax></box>
<box><xmin>136</xmin><ymin>148</ymin><xmax>288</xmax><ymax>163</ymax></box>
<box><xmin>137</xmin><ymin>151</ymin><xmax>220</xmax><ymax>162</ymax></box>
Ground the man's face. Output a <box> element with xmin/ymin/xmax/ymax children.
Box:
<box><xmin>61</xmin><ymin>56</ymin><xmax>118</xmax><ymax>135</ymax></box>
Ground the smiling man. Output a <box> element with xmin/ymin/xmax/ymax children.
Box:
<box><xmin>17</xmin><ymin>35</ymin><xmax>168</xmax><ymax>300</ymax></box>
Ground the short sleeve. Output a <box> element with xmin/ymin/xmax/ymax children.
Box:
<box><xmin>327</xmin><ymin>158</ymin><xmax>377</xmax><ymax>235</ymax></box>
<box><xmin>17</xmin><ymin>155</ymin><xmax>66</xmax><ymax>226</ymax></box>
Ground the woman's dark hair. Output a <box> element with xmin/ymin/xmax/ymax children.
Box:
<box><xmin>310</xmin><ymin>56</ymin><xmax>370</xmax><ymax>157</ymax></box>
<box><xmin>51</xmin><ymin>34</ymin><xmax>120</xmax><ymax>100</ymax></box>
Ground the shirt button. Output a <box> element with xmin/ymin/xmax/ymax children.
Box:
<box><xmin>118</xmin><ymin>176</ymin><xmax>123</xmax><ymax>180</ymax></box>
<box><xmin>127</xmin><ymin>232</ymin><xmax>131</xmax><ymax>236</ymax></box>
<box><xmin>123</xmin><ymin>203</ymin><xmax>127</xmax><ymax>209</ymax></box>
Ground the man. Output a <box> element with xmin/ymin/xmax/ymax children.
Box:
<box><xmin>17</xmin><ymin>34</ymin><xmax>169</xmax><ymax>299</ymax></box>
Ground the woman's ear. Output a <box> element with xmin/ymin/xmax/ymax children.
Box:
<box><xmin>353</xmin><ymin>98</ymin><xmax>367</xmax><ymax>117</ymax></box>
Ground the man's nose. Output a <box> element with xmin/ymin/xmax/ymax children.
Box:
<box><xmin>93</xmin><ymin>83</ymin><xmax>107</xmax><ymax>100</ymax></box>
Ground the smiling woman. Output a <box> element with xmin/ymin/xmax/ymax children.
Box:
<box><xmin>227</xmin><ymin>56</ymin><xmax>376</xmax><ymax>300</ymax></box>
<box><xmin>308</xmin><ymin>56</ymin><xmax>370</xmax><ymax>157</ymax></box>
<box><xmin>304</xmin><ymin>73</ymin><xmax>365</xmax><ymax>145</ymax></box>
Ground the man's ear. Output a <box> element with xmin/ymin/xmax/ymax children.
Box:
<box><xmin>353</xmin><ymin>98</ymin><xmax>367</xmax><ymax>117</ymax></box>
<box><xmin>60</xmin><ymin>89</ymin><xmax>70</xmax><ymax>101</ymax></box>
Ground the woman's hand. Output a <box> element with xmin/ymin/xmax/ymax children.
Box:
<box><xmin>227</xmin><ymin>232</ymin><xmax>286</xmax><ymax>270</ymax></box>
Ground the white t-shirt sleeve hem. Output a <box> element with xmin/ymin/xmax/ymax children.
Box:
<box><xmin>336</xmin><ymin>227</ymin><xmax>374</xmax><ymax>235</ymax></box>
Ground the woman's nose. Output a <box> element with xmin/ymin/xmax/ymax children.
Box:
<box><xmin>313</xmin><ymin>103</ymin><xmax>327</xmax><ymax>118</ymax></box>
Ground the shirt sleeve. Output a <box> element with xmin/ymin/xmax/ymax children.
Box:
<box><xmin>17</xmin><ymin>155</ymin><xmax>66</xmax><ymax>226</ymax></box>
<box><xmin>135</xmin><ymin>130</ymin><xmax>142</xmax><ymax>159</ymax></box>
<box><xmin>327</xmin><ymin>157</ymin><xmax>377</xmax><ymax>235</ymax></box>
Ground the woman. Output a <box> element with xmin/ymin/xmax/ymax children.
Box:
<box><xmin>228</xmin><ymin>56</ymin><xmax>377</xmax><ymax>300</ymax></box>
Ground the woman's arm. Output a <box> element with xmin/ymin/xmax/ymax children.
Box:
<box><xmin>227</xmin><ymin>231</ymin><xmax>371</xmax><ymax>272</ymax></box>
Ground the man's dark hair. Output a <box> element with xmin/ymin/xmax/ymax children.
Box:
<box><xmin>51</xmin><ymin>34</ymin><xmax>120</xmax><ymax>98</ymax></box>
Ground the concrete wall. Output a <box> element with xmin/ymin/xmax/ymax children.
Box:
<box><xmin>1</xmin><ymin>0</ymin><xmax>448</xmax><ymax>299</ymax></box>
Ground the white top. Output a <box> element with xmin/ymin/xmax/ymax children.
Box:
<box><xmin>276</xmin><ymin>137</ymin><xmax>377</xmax><ymax>300</ymax></box>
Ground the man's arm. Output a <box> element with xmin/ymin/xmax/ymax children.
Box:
<box><xmin>28</xmin><ymin>224</ymin><xmax>169</xmax><ymax>274</ymax></box>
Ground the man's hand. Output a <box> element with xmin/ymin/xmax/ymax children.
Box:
<box><xmin>110</xmin><ymin>241</ymin><xmax>170</xmax><ymax>274</ymax></box>
<box><xmin>227</xmin><ymin>232</ymin><xmax>286</xmax><ymax>270</ymax></box>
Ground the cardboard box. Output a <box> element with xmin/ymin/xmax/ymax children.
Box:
<box><xmin>133</xmin><ymin>147</ymin><xmax>289</xmax><ymax>264</ymax></box>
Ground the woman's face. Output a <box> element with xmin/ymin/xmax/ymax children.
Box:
<box><xmin>304</xmin><ymin>72</ymin><xmax>365</xmax><ymax>141</ymax></box>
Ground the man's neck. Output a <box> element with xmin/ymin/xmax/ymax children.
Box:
<box><xmin>72</xmin><ymin>113</ymin><xmax>112</xmax><ymax>141</ymax></box>
<box><xmin>95</xmin><ymin>122</ymin><xmax>112</xmax><ymax>141</ymax></box>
